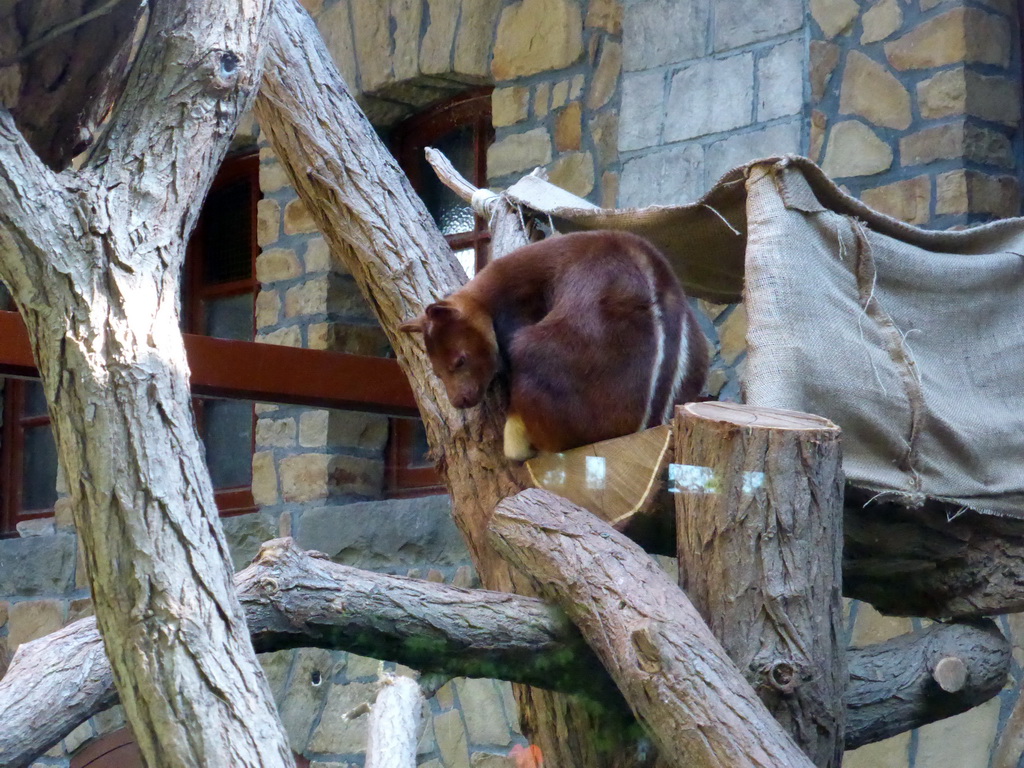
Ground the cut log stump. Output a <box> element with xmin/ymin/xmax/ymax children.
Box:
<box><xmin>674</xmin><ymin>402</ymin><xmax>845</xmax><ymax>768</ymax></box>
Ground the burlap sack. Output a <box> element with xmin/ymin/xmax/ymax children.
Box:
<box><xmin>508</xmin><ymin>156</ymin><xmax>1024</xmax><ymax>518</ymax></box>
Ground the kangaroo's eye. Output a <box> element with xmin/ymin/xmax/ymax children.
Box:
<box><xmin>452</xmin><ymin>355</ymin><xmax>467</xmax><ymax>371</ymax></box>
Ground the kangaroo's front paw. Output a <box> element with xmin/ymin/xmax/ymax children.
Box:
<box><xmin>504</xmin><ymin>414</ymin><xmax>537</xmax><ymax>462</ymax></box>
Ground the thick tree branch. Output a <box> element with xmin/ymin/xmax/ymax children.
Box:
<box><xmin>0</xmin><ymin>108</ymin><xmax>69</xmax><ymax>294</ymax></box>
<box><xmin>844</xmin><ymin>488</ymin><xmax>1024</xmax><ymax>618</ymax></box>
<box><xmin>1</xmin><ymin>0</ymin><xmax>144</xmax><ymax>168</ymax></box>
<box><xmin>846</xmin><ymin>619</ymin><xmax>1009</xmax><ymax>749</ymax></box>
<box><xmin>255</xmin><ymin>9</ymin><xmax>626</xmax><ymax>763</ymax></box>
<box><xmin>489</xmin><ymin>489</ymin><xmax>816</xmax><ymax>768</ymax></box>
<box><xmin>82</xmin><ymin>0</ymin><xmax>270</xmax><ymax>271</ymax></box>
<box><xmin>0</xmin><ymin>0</ymin><xmax>294</xmax><ymax>765</ymax></box>
<box><xmin>0</xmin><ymin>0</ymin><xmax>131</xmax><ymax>69</ymax></box>
<box><xmin>0</xmin><ymin>537</ymin><xmax>1008</xmax><ymax>765</ymax></box>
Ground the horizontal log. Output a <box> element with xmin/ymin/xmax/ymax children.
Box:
<box><xmin>238</xmin><ymin>539</ymin><xmax>619</xmax><ymax>705</ymax></box>
<box><xmin>843</xmin><ymin>487</ymin><xmax>1024</xmax><ymax>618</ymax></box>
<box><xmin>845</xmin><ymin>619</ymin><xmax>1009</xmax><ymax>749</ymax></box>
<box><xmin>0</xmin><ymin>537</ymin><xmax>1010</xmax><ymax>765</ymax></box>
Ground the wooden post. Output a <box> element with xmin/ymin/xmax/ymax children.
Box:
<box><xmin>674</xmin><ymin>402</ymin><xmax>845</xmax><ymax>767</ymax></box>
<box><xmin>365</xmin><ymin>675</ymin><xmax>425</xmax><ymax>768</ymax></box>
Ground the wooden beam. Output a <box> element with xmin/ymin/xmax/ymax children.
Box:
<box><xmin>0</xmin><ymin>310</ymin><xmax>419</xmax><ymax>415</ymax></box>
<box><xmin>0</xmin><ymin>310</ymin><xmax>35</xmax><ymax>378</ymax></box>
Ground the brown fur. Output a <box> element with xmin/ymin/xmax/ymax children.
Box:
<box><xmin>401</xmin><ymin>231</ymin><xmax>708</xmax><ymax>456</ymax></box>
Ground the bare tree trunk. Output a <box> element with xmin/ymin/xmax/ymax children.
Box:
<box><xmin>490</xmin><ymin>489</ymin><xmax>816</xmax><ymax>768</ymax></box>
<box><xmin>365</xmin><ymin>675</ymin><xmax>426</xmax><ymax>768</ymax></box>
<box><xmin>674</xmin><ymin>403</ymin><xmax>845</xmax><ymax>766</ymax></box>
<box><xmin>0</xmin><ymin>0</ymin><xmax>292</xmax><ymax>765</ymax></box>
<box><xmin>255</xmin><ymin>2</ymin><xmax>649</xmax><ymax>765</ymax></box>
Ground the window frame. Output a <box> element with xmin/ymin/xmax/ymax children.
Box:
<box><xmin>386</xmin><ymin>88</ymin><xmax>494</xmax><ymax>497</ymax></box>
<box><xmin>183</xmin><ymin>151</ymin><xmax>262</xmax><ymax>517</ymax></box>
<box><xmin>0</xmin><ymin>379</ymin><xmax>58</xmax><ymax>531</ymax></box>
<box><xmin>391</xmin><ymin>87</ymin><xmax>494</xmax><ymax>275</ymax></box>
<box><xmin>0</xmin><ymin>149</ymin><xmax>422</xmax><ymax>534</ymax></box>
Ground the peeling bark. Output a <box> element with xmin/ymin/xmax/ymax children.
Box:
<box><xmin>489</xmin><ymin>489</ymin><xmax>816</xmax><ymax>768</ymax></box>
<box><xmin>365</xmin><ymin>675</ymin><xmax>426</xmax><ymax>768</ymax></box>
<box><xmin>0</xmin><ymin>537</ymin><xmax>1008</xmax><ymax>764</ymax></box>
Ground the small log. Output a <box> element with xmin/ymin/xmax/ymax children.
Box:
<box><xmin>489</xmin><ymin>488</ymin><xmax>816</xmax><ymax>768</ymax></box>
<box><xmin>365</xmin><ymin>675</ymin><xmax>425</xmax><ymax>768</ymax></box>
<box><xmin>0</xmin><ymin>618</ymin><xmax>117</xmax><ymax>767</ymax></box>
<box><xmin>525</xmin><ymin>424</ymin><xmax>674</xmax><ymax>554</ymax></box>
<box><xmin>674</xmin><ymin>402</ymin><xmax>845</xmax><ymax>767</ymax></box>
<box><xmin>846</xmin><ymin>619</ymin><xmax>1009</xmax><ymax>749</ymax></box>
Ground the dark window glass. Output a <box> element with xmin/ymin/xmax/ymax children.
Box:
<box><xmin>201</xmin><ymin>180</ymin><xmax>255</xmax><ymax>285</ymax></box>
<box><xmin>205</xmin><ymin>293</ymin><xmax>255</xmax><ymax>341</ymax></box>
<box><xmin>403</xmin><ymin>418</ymin><xmax>433</xmax><ymax>468</ymax></box>
<box><xmin>1</xmin><ymin>153</ymin><xmax>261</xmax><ymax>534</ymax></box>
<box><xmin>183</xmin><ymin>152</ymin><xmax>260</xmax><ymax>516</ymax></box>
<box><xmin>202</xmin><ymin>399</ymin><xmax>254</xmax><ymax>490</ymax></box>
<box><xmin>23</xmin><ymin>380</ymin><xmax>48</xmax><ymax>417</ymax></box>
<box><xmin>419</xmin><ymin>123</ymin><xmax>477</xmax><ymax>237</ymax></box>
<box><xmin>21</xmin><ymin>423</ymin><xmax>58</xmax><ymax>512</ymax></box>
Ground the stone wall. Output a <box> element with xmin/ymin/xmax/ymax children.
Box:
<box><xmin>809</xmin><ymin>3</ymin><xmax>1024</xmax><ymax>765</ymax></box>
<box><xmin>253</xmin><ymin>140</ymin><xmax>393</xmax><ymax>517</ymax></box>
<box><xmin>617</xmin><ymin>0</ymin><xmax>807</xmax><ymax>208</ymax></box>
<box><xmin>0</xmin><ymin>496</ymin><xmax>527</xmax><ymax>767</ymax></box>
<box><xmin>614</xmin><ymin>0</ymin><xmax>811</xmax><ymax>404</ymax></box>
<box><xmin>487</xmin><ymin>0</ymin><xmax>623</xmax><ymax>205</ymax></box>
<box><xmin>811</xmin><ymin>0</ymin><xmax>1022</xmax><ymax>226</ymax></box>
<box><xmin>7</xmin><ymin>1</ymin><xmax>1024</xmax><ymax>766</ymax></box>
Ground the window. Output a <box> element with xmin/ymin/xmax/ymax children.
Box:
<box><xmin>386</xmin><ymin>89</ymin><xmax>493</xmax><ymax>497</ymax></box>
<box><xmin>182</xmin><ymin>151</ymin><xmax>261</xmax><ymax>516</ymax></box>
<box><xmin>1</xmin><ymin>379</ymin><xmax>58</xmax><ymax>530</ymax></box>
<box><xmin>0</xmin><ymin>152</ymin><xmax>262</xmax><ymax>533</ymax></box>
<box><xmin>391</xmin><ymin>88</ymin><xmax>493</xmax><ymax>278</ymax></box>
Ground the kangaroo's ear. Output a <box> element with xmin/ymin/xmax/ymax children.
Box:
<box><xmin>399</xmin><ymin>315</ymin><xmax>427</xmax><ymax>334</ymax></box>
<box><xmin>425</xmin><ymin>300</ymin><xmax>460</xmax><ymax>322</ymax></box>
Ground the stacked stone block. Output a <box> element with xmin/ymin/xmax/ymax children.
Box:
<box><xmin>613</xmin><ymin>1</ymin><xmax>809</xmax><ymax>402</ymax></box>
<box><xmin>253</xmin><ymin>144</ymin><xmax>391</xmax><ymax>518</ymax></box>
<box><xmin>617</xmin><ymin>0</ymin><xmax>807</xmax><ymax>208</ymax></box>
<box><xmin>811</xmin><ymin>0</ymin><xmax>1022</xmax><ymax>226</ymax></box>
<box><xmin>486</xmin><ymin>0</ymin><xmax>623</xmax><ymax>205</ymax></box>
